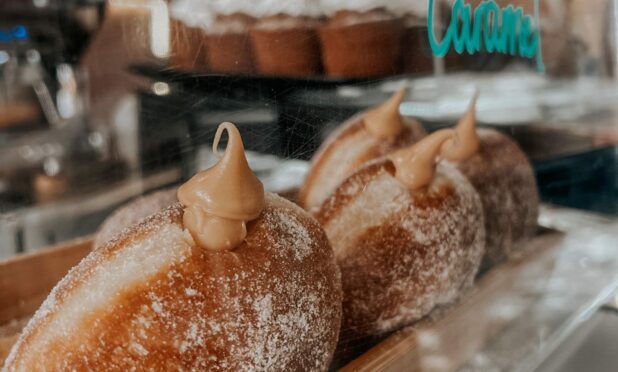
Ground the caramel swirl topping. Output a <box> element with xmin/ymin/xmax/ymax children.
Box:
<box><xmin>363</xmin><ymin>88</ymin><xmax>408</xmax><ymax>140</ymax></box>
<box><xmin>177</xmin><ymin>122</ymin><xmax>265</xmax><ymax>250</ymax></box>
<box><xmin>440</xmin><ymin>92</ymin><xmax>480</xmax><ymax>162</ymax></box>
<box><xmin>388</xmin><ymin>129</ymin><xmax>454</xmax><ymax>191</ymax></box>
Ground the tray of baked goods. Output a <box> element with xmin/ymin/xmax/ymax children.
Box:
<box><xmin>2</xmin><ymin>205</ymin><xmax>618</xmax><ymax>370</ymax></box>
<box><xmin>163</xmin><ymin>4</ymin><xmax>441</xmax><ymax>82</ymax></box>
<box><xmin>2</xmin><ymin>92</ymin><xmax>618</xmax><ymax>370</ymax></box>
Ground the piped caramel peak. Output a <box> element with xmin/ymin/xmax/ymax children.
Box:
<box><xmin>362</xmin><ymin>88</ymin><xmax>408</xmax><ymax>140</ymax></box>
<box><xmin>388</xmin><ymin>129</ymin><xmax>454</xmax><ymax>191</ymax></box>
<box><xmin>440</xmin><ymin>92</ymin><xmax>480</xmax><ymax>162</ymax></box>
<box><xmin>177</xmin><ymin>122</ymin><xmax>265</xmax><ymax>250</ymax></box>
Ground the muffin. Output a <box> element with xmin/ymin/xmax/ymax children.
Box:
<box><xmin>168</xmin><ymin>0</ymin><xmax>210</xmax><ymax>70</ymax></box>
<box><xmin>204</xmin><ymin>11</ymin><xmax>257</xmax><ymax>74</ymax></box>
<box><xmin>319</xmin><ymin>2</ymin><xmax>405</xmax><ymax>77</ymax></box>
<box><xmin>250</xmin><ymin>3</ymin><xmax>323</xmax><ymax>77</ymax></box>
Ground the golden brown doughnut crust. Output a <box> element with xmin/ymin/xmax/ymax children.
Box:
<box><xmin>316</xmin><ymin>160</ymin><xmax>484</xmax><ymax>337</ymax></box>
<box><xmin>4</xmin><ymin>194</ymin><xmax>342</xmax><ymax>372</ymax></box>
<box><xmin>448</xmin><ymin>129</ymin><xmax>539</xmax><ymax>269</ymax></box>
<box><xmin>299</xmin><ymin>115</ymin><xmax>425</xmax><ymax>213</ymax></box>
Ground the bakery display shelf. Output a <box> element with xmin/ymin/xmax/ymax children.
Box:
<box><xmin>130</xmin><ymin>63</ymin><xmax>392</xmax><ymax>96</ymax></box>
<box><xmin>133</xmin><ymin>65</ymin><xmax>618</xmax><ymax>132</ymax></box>
<box><xmin>288</xmin><ymin>73</ymin><xmax>618</xmax><ymax>126</ymax></box>
<box><xmin>1</xmin><ymin>205</ymin><xmax>618</xmax><ymax>370</ymax></box>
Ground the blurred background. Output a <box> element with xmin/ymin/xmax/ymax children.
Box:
<box><xmin>1</xmin><ymin>0</ymin><xmax>618</xmax><ymax>257</ymax></box>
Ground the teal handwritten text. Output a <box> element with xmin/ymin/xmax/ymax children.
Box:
<box><xmin>427</xmin><ymin>0</ymin><xmax>544</xmax><ymax>72</ymax></box>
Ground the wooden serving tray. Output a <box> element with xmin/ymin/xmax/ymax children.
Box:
<box><xmin>1</xmin><ymin>206</ymin><xmax>618</xmax><ymax>370</ymax></box>
<box><xmin>0</xmin><ymin>237</ymin><xmax>92</xmax><ymax>362</ymax></box>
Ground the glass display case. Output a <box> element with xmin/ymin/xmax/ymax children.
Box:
<box><xmin>1</xmin><ymin>0</ymin><xmax>618</xmax><ymax>371</ymax></box>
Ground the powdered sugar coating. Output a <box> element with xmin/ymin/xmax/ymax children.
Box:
<box><xmin>170</xmin><ymin>0</ymin><xmax>213</xmax><ymax>28</ymax></box>
<box><xmin>210</xmin><ymin>0</ymin><xmax>322</xmax><ymax>18</ymax></box>
<box><xmin>320</xmin><ymin>0</ymin><xmax>401</xmax><ymax>15</ymax></box>
<box><xmin>316</xmin><ymin>160</ymin><xmax>485</xmax><ymax>337</ymax></box>
<box><xmin>318</xmin><ymin>1</ymin><xmax>427</xmax><ymax>22</ymax></box>
<box><xmin>4</xmin><ymin>193</ymin><xmax>342</xmax><ymax>371</ymax></box>
<box><xmin>93</xmin><ymin>188</ymin><xmax>178</xmax><ymax>249</ymax></box>
<box><xmin>386</xmin><ymin>0</ymin><xmax>429</xmax><ymax>18</ymax></box>
<box><xmin>447</xmin><ymin>129</ymin><xmax>539</xmax><ymax>269</ymax></box>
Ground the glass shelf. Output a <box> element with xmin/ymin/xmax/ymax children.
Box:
<box><xmin>343</xmin><ymin>205</ymin><xmax>618</xmax><ymax>372</ymax></box>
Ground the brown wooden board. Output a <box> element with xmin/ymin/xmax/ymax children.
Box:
<box><xmin>0</xmin><ymin>237</ymin><xmax>92</xmax><ymax>362</ymax></box>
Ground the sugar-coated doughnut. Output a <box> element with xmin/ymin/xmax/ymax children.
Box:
<box><xmin>299</xmin><ymin>89</ymin><xmax>425</xmax><ymax>212</ymax></box>
<box><xmin>316</xmin><ymin>130</ymin><xmax>484</xmax><ymax>337</ymax></box>
<box><xmin>446</xmin><ymin>129</ymin><xmax>539</xmax><ymax>268</ymax></box>
<box><xmin>440</xmin><ymin>95</ymin><xmax>539</xmax><ymax>268</ymax></box>
<box><xmin>4</xmin><ymin>123</ymin><xmax>342</xmax><ymax>372</ymax></box>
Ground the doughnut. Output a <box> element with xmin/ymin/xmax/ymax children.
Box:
<box><xmin>440</xmin><ymin>95</ymin><xmax>539</xmax><ymax>268</ymax></box>
<box><xmin>94</xmin><ymin>188</ymin><xmax>178</xmax><ymax>249</ymax></box>
<box><xmin>299</xmin><ymin>88</ymin><xmax>426</xmax><ymax>213</ymax></box>
<box><xmin>315</xmin><ymin>130</ymin><xmax>485</xmax><ymax>337</ymax></box>
<box><xmin>4</xmin><ymin>123</ymin><xmax>342</xmax><ymax>371</ymax></box>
